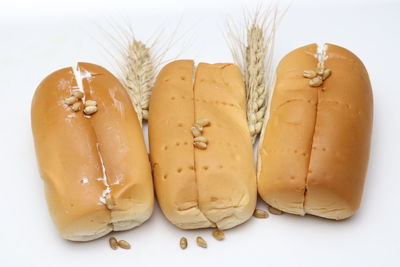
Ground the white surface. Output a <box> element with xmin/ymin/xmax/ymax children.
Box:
<box><xmin>1</xmin><ymin>0</ymin><xmax>399</xmax><ymax>266</ymax></box>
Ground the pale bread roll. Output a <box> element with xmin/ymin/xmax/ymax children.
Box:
<box><xmin>149</xmin><ymin>60</ymin><xmax>257</xmax><ymax>229</ymax></box>
<box><xmin>257</xmin><ymin>44</ymin><xmax>373</xmax><ymax>219</ymax></box>
<box><xmin>31</xmin><ymin>63</ymin><xmax>154</xmax><ymax>241</ymax></box>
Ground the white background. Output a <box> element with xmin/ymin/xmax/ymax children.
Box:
<box><xmin>1</xmin><ymin>0</ymin><xmax>399</xmax><ymax>266</ymax></box>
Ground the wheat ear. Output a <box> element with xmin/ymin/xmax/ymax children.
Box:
<box><xmin>227</xmin><ymin>6</ymin><xmax>281</xmax><ymax>144</ymax></box>
<box><xmin>100</xmin><ymin>21</ymin><xmax>170</xmax><ymax>126</ymax></box>
<box><xmin>246</xmin><ymin>24</ymin><xmax>268</xmax><ymax>143</ymax></box>
<box><xmin>123</xmin><ymin>40</ymin><xmax>155</xmax><ymax>122</ymax></box>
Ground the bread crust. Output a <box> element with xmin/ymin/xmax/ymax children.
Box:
<box><xmin>149</xmin><ymin>60</ymin><xmax>257</xmax><ymax>229</ymax></box>
<box><xmin>257</xmin><ymin>44</ymin><xmax>373</xmax><ymax>219</ymax></box>
<box><xmin>31</xmin><ymin>63</ymin><xmax>154</xmax><ymax>241</ymax></box>
<box><xmin>149</xmin><ymin>60</ymin><xmax>212</xmax><ymax>229</ymax></box>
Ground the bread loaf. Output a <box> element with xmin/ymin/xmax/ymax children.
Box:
<box><xmin>257</xmin><ymin>44</ymin><xmax>373</xmax><ymax>219</ymax></box>
<box><xmin>148</xmin><ymin>60</ymin><xmax>257</xmax><ymax>229</ymax></box>
<box><xmin>31</xmin><ymin>63</ymin><xmax>154</xmax><ymax>241</ymax></box>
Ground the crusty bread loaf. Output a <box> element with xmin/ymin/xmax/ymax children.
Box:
<box><xmin>31</xmin><ymin>63</ymin><xmax>154</xmax><ymax>241</ymax></box>
<box><xmin>148</xmin><ymin>60</ymin><xmax>257</xmax><ymax>229</ymax></box>
<box><xmin>257</xmin><ymin>44</ymin><xmax>373</xmax><ymax>219</ymax></box>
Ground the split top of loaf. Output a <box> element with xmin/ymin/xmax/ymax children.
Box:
<box><xmin>31</xmin><ymin>63</ymin><xmax>154</xmax><ymax>241</ymax></box>
<box><xmin>257</xmin><ymin>44</ymin><xmax>373</xmax><ymax>220</ymax></box>
<box><xmin>148</xmin><ymin>60</ymin><xmax>257</xmax><ymax>230</ymax></box>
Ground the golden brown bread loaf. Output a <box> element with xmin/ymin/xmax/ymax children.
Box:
<box><xmin>31</xmin><ymin>63</ymin><xmax>154</xmax><ymax>241</ymax></box>
<box><xmin>148</xmin><ymin>60</ymin><xmax>257</xmax><ymax>229</ymax></box>
<box><xmin>257</xmin><ymin>44</ymin><xmax>373</xmax><ymax>219</ymax></box>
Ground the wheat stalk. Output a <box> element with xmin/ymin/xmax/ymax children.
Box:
<box><xmin>227</xmin><ymin>5</ymin><xmax>283</xmax><ymax>144</ymax></box>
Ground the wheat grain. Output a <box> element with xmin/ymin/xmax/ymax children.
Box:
<box><xmin>268</xmin><ymin>206</ymin><xmax>283</xmax><ymax>215</ymax></box>
<box><xmin>322</xmin><ymin>69</ymin><xmax>332</xmax><ymax>80</ymax></box>
<box><xmin>309</xmin><ymin>76</ymin><xmax>323</xmax><ymax>87</ymax></box>
<box><xmin>253</xmin><ymin>208</ymin><xmax>269</xmax><ymax>218</ymax></box>
<box><xmin>212</xmin><ymin>229</ymin><xmax>225</xmax><ymax>241</ymax></box>
<box><xmin>64</xmin><ymin>96</ymin><xmax>77</xmax><ymax>105</ymax></box>
<box><xmin>109</xmin><ymin>237</ymin><xmax>118</xmax><ymax>250</ymax></box>
<box><xmin>72</xmin><ymin>90</ymin><xmax>84</xmax><ymax>99</ymax></box>
<box><xmin>196</xmin><ymin>236</ymin><xmax>207</xmax><ymax>248</ymax></box>
<box><xmin>303</xmin><ymin>70</ymin><xmax>317</xmax><ymax>79</ymax></box>
<box><xmin>180</xmin><ymin>237</ymin><xmax>188</xmax><ymax>249</ymax></box>
<box><xmin>71</xmin><ymin>101</ymin><xmax>82</xmax><ymax>112</ymax></box>
<box><xmin>193</xmin><ymin>136</ymin><xmax>208</xmax><ymax>143</ymax></box>
<box><xmin>191</xmin><ymin>126</ymin><xmax>202</xmax><ymax>137</ymax></box>
<box><xmin>83</xmin><ymin>105</ymin><xmax>98</xmax><ymax>115</ymax></box>
<box><xmin>117</xmin><ymin>240</ymin><xmax>131</xmax><ymax>249</ymax></box>
<box><xmin>193</xmin><ymin>141</ymin><xmax>207</xmax><ymax>150</ymax></box>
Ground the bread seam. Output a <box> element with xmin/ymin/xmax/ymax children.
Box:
<box><xmin>81</xmin><ymin>73</ymin><xmax>116</xmax><ymax>223</ymax></box>
<box><xmin>302</xmin><ymin>43</ymin><xmax>328</xmax><ymax>214</ymax></box>
<box><xmin>302</xmin><ymin>81</ymin><xmax>319</xmax><ymax>214</ymax></box>
<box><xmin>192</xmin><ymin>64</ymin><xmax>215</xmax><ymax>227</ymax></box>
<box><xmin>79</xmin><ymin>65</ymin><xmax>146</xmax><ymax>232</ymax></box>
<box><xmin>78</xmin><ymin>65</ymin><xmax>112</xmax><ymax>213</ymax></box>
